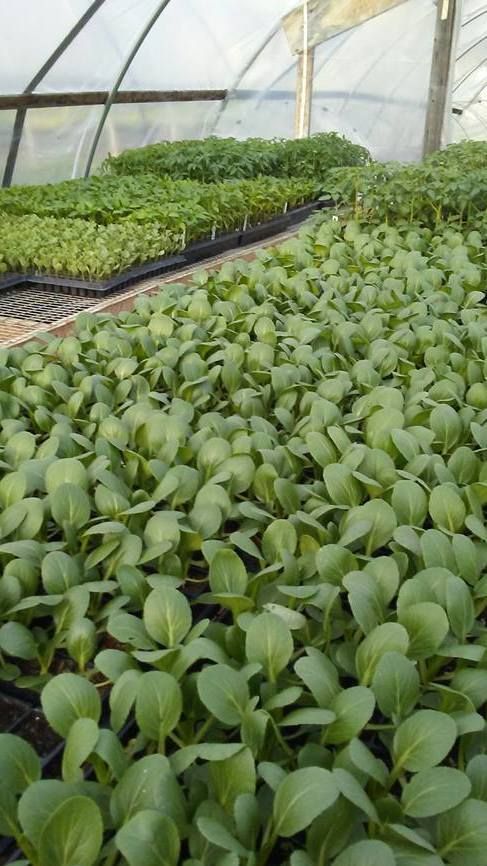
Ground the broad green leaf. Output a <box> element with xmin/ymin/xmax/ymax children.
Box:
<box><xmin>344</xmin><ymin>571</ymin><xmax>385</xmax><ymax>635</ymax></box>
<box><xmin>0</xmin><ymin>733</ymin><xmax>40</xmax><ymax>793</ymax></box>
<box><xmin>430</xmin><ymin>405</ymin><xmax>462</xmax><ymax>453</ymax></box>
<box><xmin>356</xmin><ymin>623</ymin><xmax>409</xmax><ymax>685</ymax></box>
<box><xmin>135</xmin><ymin>671</ymin><xmax>182</xmax><ymax>743</ymax></box>
<box><xmin>326</xmin><ymin>687</ymin><xmax>375</xmax><ymax>745</ymax></box>
<box><xmin>143</xmin><ymin>586</ymin><xmax>192</xmax><ymax>647</ymax></box>
<box><xmin>210</xmin><ymin>747</ymin><xmax>256</xmax><ymax>810</ymax></box>
<box><xmin>402</xmin><ymin>767</ymin><xmax>471</xmax><ymax>817</ymax></box>
<box><xmin>393</xmin><ymin>710</ymin><xmax>457</xmax><ymax>773</ymax></box>
<box><xmin>466</xmin><ymin>756</ymin><xmax>487</xmax><ymax>801</ymax></box>
<box><xmin>144</xmin><ymin>512</ymin><xmax>180</xmax><ymax>550</ymax></box>
<box><xmin>45</xmin><ymin>458</ymin><xmax>88</xmax><ymax>493</ymax></box>
<box><xmin>391</xmin><ymin>480</ymin><xmax>428</xmax><ymax>526</ymax></box>
<box><xmin>0</xmin><ymin>621</ymin><xmax>37</xmax><ymax>660</ymax></box>
<box><xmin>234</xmin><ymin>792</ymin><xmax>259</xmax><ymax>850</ymax></box>
<box><xmin>429</xmin><ymin>486</ymin><xmax>466</xmax><ymax>532</ymax></box>
<box><xmin>19</xmin><ymin>781</ymin><xmax>80</xmax><ymax>846</ymax></box>
<box><xmin>62</xmin><ymin>718</ymin><xmax>99</xmax><ymax>783</ymax></box>
<box><xmin>41</xmin><ymin>673</ymin><xmax>101</xmax><ymax>737</ymax></box>
<box><xmin>420</xmin><ymin>529</ymin><xmax>456</xmax><ymax>570</ymax></box>
<box><xmin>261</xmin><ymin>519</ymin><xmax>297</xmax><ymax>561</ymax></box>
<box><xmin>245</xmin><ymin>612</ymin><xmax>293</xmax><ymax>682</ymax></box>
<box><xmin>51</xmin><ymin>483</ymin><xmax>91</xmax><ymax>529</ymax></box>
<box><xmin>348</xmin><ymin>738</ymin><xmax>388</xmax><ymax>786</ymax></box>
<box><xmin>41</xmin><ymin>551</ymin><xmax>80</xmax><ymax>594</ymax></box>
<box><xmin>38</xmin><ymin>795</ymin><xmax>103</xmax><ymax>866</ymax></box>
<box><xmin>315</xmin><ymin>544</ymin><xmax>357</xmax><ymax>585</ymax></box>
<box><xmin>279</xmin><ymin>708</ymin><xmax>336</xmax><ymax>726</ymax></box>
<box><xmin>450</xmin><ymin>668</ymin><xmax>487</xmax><ymax>709</ymax></box>
<box><xmin>399</xmin><ymin>602</ymin><xmax>449</xmax><ymax>659</ymax></box>
<box><xmin>371</xmin><ymin>651</ymin><xmax>419</xmax><ymax>720</ymax></box>
<box><xmin>436</xmin><ymin>799</ymin><xmax>487</xmax><ymax>865</ymax></box>
<box><xmin>111</xmin><ymin>755</ymin><xmax>186</xmax><ymax>830</ymax></box>
<box><xmin>108</xmin><ymin>612</ymin><xmax>153</xmax><ymax>650</ymax></box>
<box><xmin>262</xmin><ymin>603</ymin><xmax>306</xmax><ymax>630</ymax></box>
<box><xmin>209</xmin><ymin>549</ymin><xmax>248</xmax><ymax>595</ymax></box>
<box><xmin>295</xmin><ymin>650</ymin><xmax>340</xmax><ymax>707</ymax></box>
<box><xmin>332</xmin><ymin>840</ymin><xmax>395</xmax><ymax>866</ymax></box>
<box><xmin>66</xmin><ymin>617</ymin><xmax>97</xmax><ymax>670</ymax></box>
<box><xmin>452</xmin><ymin>534</ymin><xmax>481</xmax><ymax>586</ymax></box>
<box><xmin>116</xmin><ymin>811</ymin><xmax>180</xmax><ymax>866</ymax></box>
<box><xmin>170</xmin><ymin>743</ymin><xmax>245</xmax><ymax>775</ymax></box>
<box><xmin>0</xmin><ymin>782</ymin><xmax>19</xmax><ymax>837</ymax></box>
<box><xmin>258</xmin><ymin>761</ymin><xmax>287</xmax><ymax>791</ymax></box>
<box><xmin>341</xmin><ymin>500</ymin><xmax>397</xmax><ymax>554</ymax></box>
<box><xmin>94</xmin><ymin>649</ymin><xmax>138</xmax><ymax>683</ymax></box>
<box><xmin>445</xmin><ymin>574</ymin><xmax>475</xmax><ymax>641</ymax></box>
<box><xmin>332</xmin><ymin>768</ymin><xmax>378</xmax><ymax>821</ymax></box>
<box><xmin>197</xmin><ymin>664</ymin><xmax>249</xmax><ymax>725</ymax></box>
<box><xmin>196</xmin><ymin>817</ymin><xmax>249</xmax><ymax>857</ymax></box>
<box><xmin>273</xmin><ymin>768</ymin><xmax>339</xmax><ymax>838</ymax></box>
<box><xmin>323</xmin><ymin>464</ymin><xmax>362</xmax><ymax>507</ymax></box>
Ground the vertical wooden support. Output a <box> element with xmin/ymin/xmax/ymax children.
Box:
<box><xmin>294</xmin><ymin>46</ymin><xmax>315</xmax><ymax>138</ymax></box>
<box><xmin>423</xmin><ymin>0</ymin><xmax>460</xmax><ymax>156</ymax></box>
<box><xmin>294</xmin><ymin>0</ymin><xmax>314</xmax><ymax>139</ymax></box>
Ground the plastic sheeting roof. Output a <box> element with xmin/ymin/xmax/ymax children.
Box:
<box><xmin>0</xmin><ymin>0</ymin><xmax>485</xmax><ymax>184</ymax></box>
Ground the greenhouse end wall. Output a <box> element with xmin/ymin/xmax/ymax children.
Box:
<box><xmin>0</xmin><ymin>0</ymin><xmax>485</xmax><ymax>184</ymax></box>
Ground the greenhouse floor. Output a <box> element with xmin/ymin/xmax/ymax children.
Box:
<box><xmin>0</xmin><ymin>223</ymin><xmax>300</xmax><ymax>347</ymax></box>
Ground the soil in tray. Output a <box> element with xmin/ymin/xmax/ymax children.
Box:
<box><xmin>15</xmin><ymin>708</ymin><xmax>60</xmax><ymax>760</ymax></box>
<box><xmin>0</xmin><ymin>692</ymin><xmax>30</xmax><ymax>733</ymax></box>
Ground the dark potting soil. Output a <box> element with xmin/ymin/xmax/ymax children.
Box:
<box><xmin>15</xmin><ymin>708</ymin><xmax>60</xmax><ymax>759</ymax></box>
<box><xmin>0</xmin><ymin>693</ymin><xmax>30</xmax><ymax>733</ymax></box>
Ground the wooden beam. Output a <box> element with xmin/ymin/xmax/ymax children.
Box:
<box><xmin>423</xmin><ymin>0</ymin><xmax>460</xmax><ymax>155</ymax></box>
<box><xmin>0</xmin><ymin>89</ymin><xmax>227</xmax><ymax>111</ymax></box>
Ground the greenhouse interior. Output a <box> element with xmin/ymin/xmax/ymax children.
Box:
<box><xmin>1</xmin><ymin>1</ymin><xmax>487</xmax><ymax>864</ymax></box>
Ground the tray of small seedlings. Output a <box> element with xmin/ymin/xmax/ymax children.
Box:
<box><xmin>0</xmin><ymin>198</ymin><xmax>334</xmax><ymax>299</ymax></box>
<box><xmin>0</xmin><ymin>132</ymin><xmax>369</xmax><ymax>298</ymax></box>
<box><xmin>1</xmin><ymin>148</ymin><xmax>487</xmax><ymax>865</ymax></box>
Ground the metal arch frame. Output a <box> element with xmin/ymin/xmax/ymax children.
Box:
<box><xmin>450</xmin><ymin>8</ymin><xmax>487</xmax><ymax>117</ymax></box>
<box><xmin>2</xmin><ymin>0</ymin><xmax>107</xmax><ymax>187</ymax></box>
<box><xmin>453</xmin><ymin>35</ymin><xmax>487</xmax><ymax>90</ymax></box>
<box><xmin>461</xmin><ymin>3</ymin><xmax>487</xmax><ymax>28</ymax></box>
<box><xmin>457</xmin><ymin>69</ymin><xmax>487</xmax><ymax>110</ymax></box>
<box><xmin>83</xmin><ymin>0</ymin><xmax>174</xmax><ymax>177</ymax></box>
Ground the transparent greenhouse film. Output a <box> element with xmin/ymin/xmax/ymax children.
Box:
<box><xmin>1</xmin><ymin>0</ymin><xmax>487</xmax><ymax>184</ymax></box>
<box><xmin>310</xmin><ymin>0</ymin><xmax>435</xmax><ymax>161</ymax></box>
<box><xmin>451</xmin><ymin>0</ymin><xmax>487</xmax><ymax>142</ymax></box>
<box><xmin>0</xmin><ymin>0</ymin><xmax>94</xmax><ymax>93</ymax></box>
<box><xmin>90</xmin><ymin>102</ymin><xmax>222</xmax><ymax>172</ymax></box>
<box><xmin>0</xmin><ymin>113</ymin><xmax>15</xmax><ymax>181</ymax></box>
<box><xmin>218</xmin><ymin>0</ymin><xmax>435</xmax><ymax>161</ymax></box>
<box><xmin>11</xmin><ymin>107</ymin><xmax>101</xmax><ymax>185</ymax></box>
<box><xmin>215</xmin><ymin>29</ymin><xmax>298</xmax><ymax>140</ymax></box>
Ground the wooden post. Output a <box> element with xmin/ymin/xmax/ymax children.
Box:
<box><xmin>294</xmin><ymin>46</ymin><xmax>315</xmax><ymax>138</ymax></box>
<box><xmin>423</xmin><ymin>0</ymin><xmax>460</xmax><ymax>156</ymax></box>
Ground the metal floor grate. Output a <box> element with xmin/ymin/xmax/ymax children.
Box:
<box><xmin>0</xmin><ymin>286</ymin><xmax>99</xmax><ymax>324</ymax></box>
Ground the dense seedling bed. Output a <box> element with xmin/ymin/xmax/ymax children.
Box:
<box><xmin>1</xmin><ymin>211</ymin><xmax>487</xmax><ymax>865</ymax></box>
<box><xmin>0</xmin><ymin>177</ymin><xmax>317</xmax><ymax>280</ymax></box>
<box><xmin>104</xmin><ymin>133</ymin><xmax>370</xmax><ymax>182</ymax></box>
<box><xmin>0</xmin><ymin>133</ymin><xmax>368</xmax><ymax>282</ymax></box>
<box><xmin>327</xmin><ymin>140</ymin><xmax>487</xmax><ymax>227</ymax></box>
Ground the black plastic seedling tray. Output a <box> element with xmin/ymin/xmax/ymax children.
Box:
<box><xmin>0</xmin><ymin>198</ymin><xmax>334</xmax><ymax>301</ymax></box>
